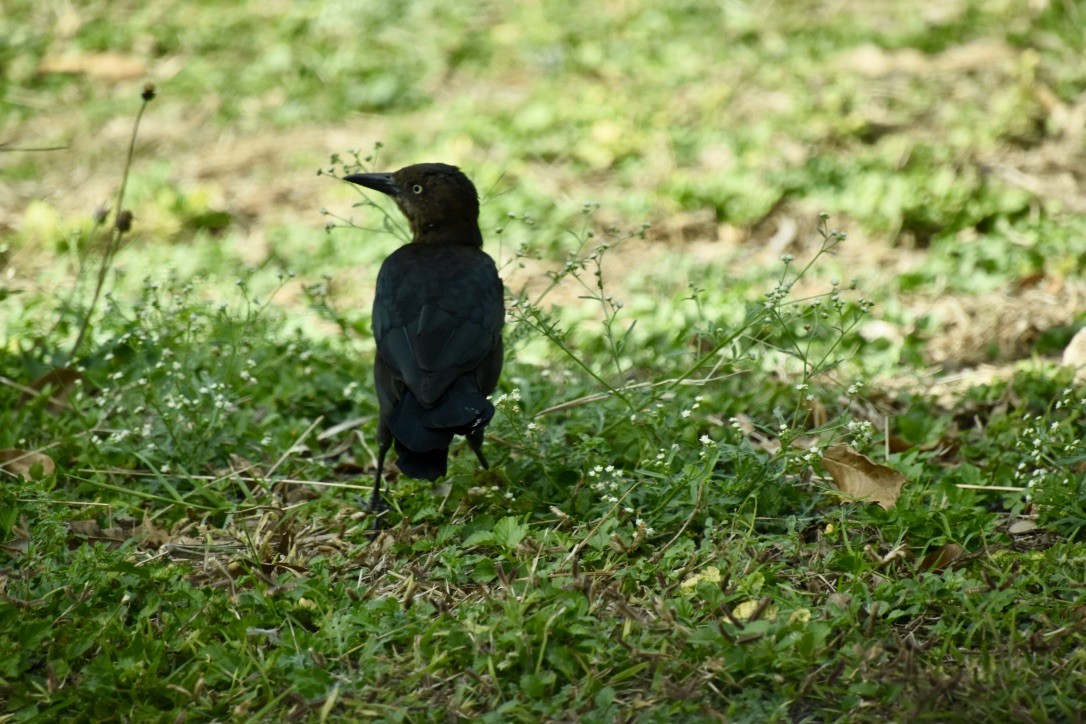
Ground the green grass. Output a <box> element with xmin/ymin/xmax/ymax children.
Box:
<box><xmin>3</xmin><ymin>0</ymin><xmax>1086</xmax><ymax>720</ymax></box>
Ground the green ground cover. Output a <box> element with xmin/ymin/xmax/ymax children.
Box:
<box><xmin>2</xmin><ymin>0</ymin><xmax>1085</xmax><ymax>719</ymax></box>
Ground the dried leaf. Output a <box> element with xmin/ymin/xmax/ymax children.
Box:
<box><xmin>1007</xmin><ymin>519</ymin><xmax>1040</xmax><ymax>535</ymax></box>
<box><xmin>731</xmin><ymin>599</ymin><xmax>778</xmax><ymax>622</ymax></box>
<box><xmin>38</xmin><ymin>51</ymin><xmax>146</xmax><ymax>80</ymax></box>
<box><xmin>0</xmin><ymin>449</ymin><xmax>56</xmax><ymax>478</ymax></box>
<box><xmin>67</xmin><ymin>519</ymin><xmax>126</xmax><ymax>546</ymax></box>
<box><xmin>19</xmin><ymin>367</ymin><xmax>84</xmax><ymax>412</ymax></box>
<box><xmin>920</xmin><ymin>543</ymin><xmax>967</xmax><ymax>572</ymax></box>
<box><xmin>0</xmin><ymin>537</ymin><xmax>29</xmax><ymax>557</ymax></box>
<box><xmin>1</xmin><ymin>518</ymin><xmax>30</xmax><ymax>558</ymax></box>
<box><xmin>825</xmin><ymin>592</ymin><xmax>852</xmax><ymax>611</ymax></box>
<box><xmin>132</xmin><ymin>519</ymin><xmax>173</xmax><ymax>547</ymax></box>
<box><xmin>887</xmin><ymin>435</ymin><xmax>914</xmax><ymax>454</ymax></box>
<box><xmin>680</xmin><ymin>565</ymin><xmax>722</xmax><ymax>590</ymax></box>
<box><xmin>67</xmin><ymin>519</ymin><xmax>104</xmax><ymax>537</ymax></box>
<box><xmin>1061</xmin><ymin>327</ymin><xmax>1086</xmax><ymax>382</ymax></box>
<box><xmin>820</xmin><ymin>445</ymin><xmax>907</xmax><ymax>509</ymax></box>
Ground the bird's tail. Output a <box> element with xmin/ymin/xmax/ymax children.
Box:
<box><xmin>389</xmin><ymin>375</ymin><xmax>494</xmax><ymax>481</ymax></box>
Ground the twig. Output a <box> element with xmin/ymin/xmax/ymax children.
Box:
<box><xmin>78</xmin><ymin>467</ymin><xmax>371</xmax><ymax>491</ymax></box>
<box><xmin>68</xmin><ymin>84</ymin><xmax>156</xmax><ymax>362</ymax></box>
<box><xmin>0</xmin><ymin>143</ymin><xmax>69</xmax><ymax>153</ymax></box>
<box><xmin>956</xmin><ymin>484</ymin><xmax>1027</xmax><ymax>493</ymax></box>
<box><xmin>266</xmin><ymin>416</ymin><xmax>324</xmax><ymax>479</ymax></box>
<box><xmin>534</xmin><ymin>372</ymin><xmax>738</xmax><ymax>417</ymax></box>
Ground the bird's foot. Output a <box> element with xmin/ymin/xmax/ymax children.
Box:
<box><xmin>366</xmin><ymin>496</ymin><xmax>389</xmax><ymax>538</ymax></box>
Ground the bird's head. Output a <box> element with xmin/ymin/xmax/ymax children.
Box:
<box><xmin>344</xmin><ymin>163</ymin><xmax>482</xmax><ymax>245</ymax></box>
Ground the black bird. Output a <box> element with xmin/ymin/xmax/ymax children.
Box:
<box><xmin>344</xmin><ymin>163</ymin><xmax>504</xmax><ymax>517</ymax></box>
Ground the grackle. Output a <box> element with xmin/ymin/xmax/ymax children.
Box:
<box><xmin>344</xmin><ymin>163</ymin><xmax>504</xmax><ymax>519</ymax></box>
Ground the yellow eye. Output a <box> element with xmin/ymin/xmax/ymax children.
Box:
<box><xmin>412</xmin><ymin>184</ymin><xmax>423</xmax><ymax>194</ymax></box>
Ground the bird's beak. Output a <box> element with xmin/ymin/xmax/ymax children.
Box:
<box><xmin>344</xmin><ymin>172</ymin><xmax>400</xmax><ymax>197</ymax></box>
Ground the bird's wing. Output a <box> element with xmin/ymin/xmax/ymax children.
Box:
<box><xmin>374</xmin><ymin>245</ymin><xmax>503</xmax><ymax>406</ymax></box>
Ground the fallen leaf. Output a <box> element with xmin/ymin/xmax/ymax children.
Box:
<box><xmin>0</xmin><ymin>537</ymin><xmax>29</xmax><ymax>557</ymax></box>
<box><xmin>0</xmin><ymin>449</ymin><xmax>56</xmax><ymax>478</ymax></box>
<box><xmin>19</xmin><ymin>367</ymin><xmax>84</xmax><ymax>412</ymax></box>
<box><xmin>0</xmin><ymin>518</ymin><xmax>30</xmax><ymax>558</ymax></box>
<box><xmin>731</xmin><ymin>599</ymin><xmax>778</xmax><ymax>622</ymax></box>
<box><xmin>820</xmin><ymin>445</ymin><xmax>907</xmax><ymax>509</ymax></box>
<box><xmin>825</xmin><ymin>592</ymin><xmax>852</xmax><ymax>611</ymax></box>
<box><xmin>1061</xmin><ymin>327</ymin><xmax>1086</xmax><ymax>382</ymax></box>
<box><xmin>680</xmin><ymin>565</ymin><xmax>722</xmax><ymax>590</ymax></box>
<box><xmin>920</xmin><ymin>543</ymin><xmax>967</xmax><ymax>572</ymax></box>
<box><xmin>131</xmin><ymin>519</ymin><xmax>173</xmax><ymax>547</ymax></box>
<box><xmin>859</xmin><ymin>319</ymin><xmax>905</xmax><ymax>345</ymax></box>
<box><xmin>66</xmin><ymin>519</ymin><xmax>126</xmax><ymax>546</ymax></box>
<box><xmin>67</xmin><ymin>519</ymin><xmax>104</xmax><ymax>537</ymax></box>
<box><xmin>38</xmin><ymin>51</ymin><xmax>146</xmax><ymax>80</ymax></box>
<box><xmin>1007</xmin><ymin>519</ymin><xmax>1040</xmax><ymax>535</ymax></box>
<box><xmin>887</xmin><ymin>435</ymin><xmax>914</xmax><ymax>454</ymax></box>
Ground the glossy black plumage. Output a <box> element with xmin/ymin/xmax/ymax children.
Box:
<box><xmin>344</xmin><ymin>163</ymin><xmax>504</xmax><ymax>518</ymax></box>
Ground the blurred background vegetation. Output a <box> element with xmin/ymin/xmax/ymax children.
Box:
<box><xmin>4</xmin><ymin>0</ymin><xmax>1084</xmax><ymax>306</ymax></box>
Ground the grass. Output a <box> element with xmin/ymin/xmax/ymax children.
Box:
<box><xmin>3</xmin><ymin>0</ymin><xmax>1086</xmax><ymax>720</ymax></box>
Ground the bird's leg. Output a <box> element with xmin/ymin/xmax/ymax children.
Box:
<box><xmin>466</xmin><ymin>430</ymin><xmax>489</xmax><ymax>469</ymax></box>
<box><xmin>369</xmin><ymin>432</ymin><xmax>392</xmax><ymax>532</ymax></box>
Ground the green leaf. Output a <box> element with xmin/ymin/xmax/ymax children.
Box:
<box><xmin>519</xmin><ymin>671</ymin><xmax>555</xmax><ymax>698</ymax></box>
<box><xmin>492</xmin><ymin>516</ymin><xmax>528</xmax><ymax>551</ymax></box>
<box><xmin>462</xmin><ymin>530</ymin><xmax>495</xmax><ymax>548</ymax></box>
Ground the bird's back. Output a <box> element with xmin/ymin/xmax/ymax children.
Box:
<box><xmin>373</xmin><ymin>242</ymin><xmax>504</xmax><ymax>405</ymax></box>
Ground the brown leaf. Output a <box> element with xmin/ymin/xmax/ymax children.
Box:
<box><xmin>131</xmin><ymin>519</ymin><xmax>173</xmax><ymax>547</ymax></box>
<box><xmin>1007</xmin><ymin>519</ymin><xmax>1039</xmax><ymax>535</ymax></box>
<box><xmin>1061</xmin><ymin>327</ymin><xmax>1086</xmax><ymax>382</ymax></box>
<box><xmin>1</xmin><ymin>517</ymin><xmax>30</xmax><ymax>558</ymax></box>
<box><xmin>0</xmin><ymin>537</ymin><xmax>29</xmax><ymax>557</ymax></box>
<box><xmin>19</xmin><ymin>367</ymin><xmax>84</xmax><ymax>412</ymax></box>
<box><xmin>67</xmin><ymin>519</ymin><xmax>125</xmax><ymax>546</ymax></box>
<box><xmin>67</xmin><ymin>519</ymin><xmax>104</xmax><ymax>537</ymax></box>
<box><xmin>0</xmin><ymin>449</ymin><xmax>56</xmax><ymax>479</ymax></box>
<box><xmin>920</xmin><ymin>543</ymin><xmax>967</xmax><ymax>572</ymax></box>
<box><xmin>825</xmin><ymin>592</ymin><xmax>852</xmax><ymax>612</ymax></box>
<box><xmin>886</xmin><ymin>435</ymin><xmax>913</xmax><ymax>454</ymax></box>
<box><xmin>38</xmin><ymin>51</ymin><xmax>146</xmax><ymax>80</ymax></box>
<box><xmin>820</xmin><ymin>445</ymin><xmax>907</xmax><ymax>509</ymax></box>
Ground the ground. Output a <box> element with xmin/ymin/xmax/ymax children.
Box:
<box><xmin>1</xmin><ymin>0</ymin><xmax>1085</xmax><ymax>720</ymax></box>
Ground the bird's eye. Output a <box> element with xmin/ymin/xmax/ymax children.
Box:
<box><xmin>412</xmin><ymin>184</ymin><xmax>424</xmax><ymax>194</ymax></box>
